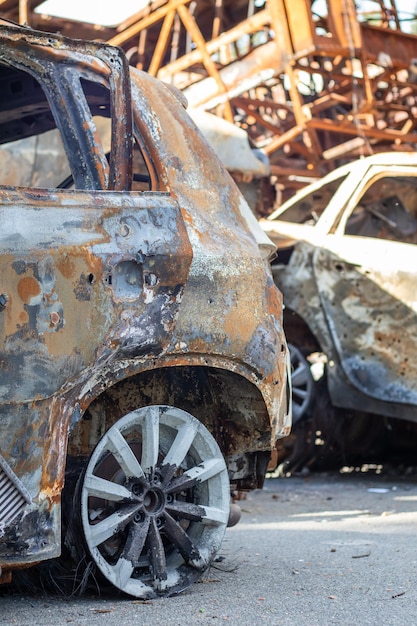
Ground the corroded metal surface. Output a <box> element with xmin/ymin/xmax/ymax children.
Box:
<box><xmin>0</xmin><ymin>24</ymin><xmax>289</xmax><ymax>579</ymax></box>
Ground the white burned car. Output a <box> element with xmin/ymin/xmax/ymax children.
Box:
<box><xmin>262</xmin><ymin>152</ymin><xmax>417</xmax><ymax>471</ymax></box>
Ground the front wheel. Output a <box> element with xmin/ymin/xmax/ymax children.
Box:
<box><xmin>77</xmin><ymin>405</ymin><xmax>230</xmax><ymax>598</ymax></box>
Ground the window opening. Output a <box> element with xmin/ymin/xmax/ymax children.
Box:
<box><xmin>278</xmin><ymin>174</ymin><xmax>347</xmax><ymax>224</ymax></box>
<box><xmin>345</xmin><ymin>176</ymin><xmax>417</xmax><ymax>243</ymax></box>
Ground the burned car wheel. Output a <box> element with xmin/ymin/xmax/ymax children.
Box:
<box><xmin>289</xmin><ymin>343</ymin><xmax>315</xmax><ymax>424</ymax></box>
<box><xmin>78</xmin><ymin>405</ymin><xmax>229</xmax><ymax>598</ymax></box>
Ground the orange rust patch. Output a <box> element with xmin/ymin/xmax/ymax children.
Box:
<box><xmin>56</xmin><ymin>254</ymin><xmax>76</xmax><ymax>279</ymax></box>
<box><xmin>17</xmin><ymin>276</ymin><xmax>41</xmax><ymax>304</ymax></box>
<box><xmin>0</xmin><ymin>569</ymin><xmax>12</xmax><ymax>584</ymax></box>
<box><xmin>18</xmin><ymin>310</ymin><xmax>28</xmax><ymax>324</ymax></box>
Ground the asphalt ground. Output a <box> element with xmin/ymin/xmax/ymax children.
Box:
<box><xmin>1</xmin><ymin>470</ymin><xmax>417</xmax><ymax>626</ymax></box>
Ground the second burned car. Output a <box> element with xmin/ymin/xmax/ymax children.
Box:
<box><xmin>262</xmin><ymin>152</ymin><xmax>417</xmax><ymax>472</ymax></box>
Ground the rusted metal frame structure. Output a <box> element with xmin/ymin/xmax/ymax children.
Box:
<box><xmin>1</xmin><ymin>0</ymin><xmax>417</xmax><ymax>199</ymax></box>
<box><xmin>108</xmin><ymin>1</ymin><xmax>282</xmax><ymax>148</ymax></box>
<box><xmin>278</xmin><ymin>0</ymin><xmax>417</xmax><ymax>152</ymax></box>
<box><xmin>107</xmin><ymin>0</ymin><xmax>238</xmax><ymax>122</ymax></box>
<box><xmin>219</xmin><ymin>0</ymin><xmax>417</xmax><ymax>186</ymax></box>
<box><xmin>108</xmin><ymin>0</ymin><xmax>417</xmax><ymax>195</ymax></box>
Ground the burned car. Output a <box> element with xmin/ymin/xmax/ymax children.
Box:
<box><xmin>262</xmin><ymin>152</ymin><xmax>417</xmax><ymax>472</ymax></box>
<box><xmin>0</xmin><ymin>23</ymin><xmax>290</xmax><ymax>597</ymax></box>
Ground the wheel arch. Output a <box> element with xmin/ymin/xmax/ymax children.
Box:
<box><xmin>67</xmin><ymin>363</ymin><xmax>272</xmax><ymax>470</ymax></box>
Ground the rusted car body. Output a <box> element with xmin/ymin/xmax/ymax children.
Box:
<box><xmin>0</xmin><ymin>23</ymin><xmax>290</xmax><ymax>597</ymax></box>
<box><xmin>262</xmin><ymin>152</ymin><xmax>417</xmax><ymax>470</ymax></box>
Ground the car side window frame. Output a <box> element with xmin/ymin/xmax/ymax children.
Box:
<box><xmin>334</xmin><ymin>169</ymin><xmax>417</xmax><ymax>243</ymax></box>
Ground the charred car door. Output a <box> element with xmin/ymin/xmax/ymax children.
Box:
<box><xmin>314</xmin><ymin>169</ymin><xmax>417</xmax><ymax>415</ymax></box>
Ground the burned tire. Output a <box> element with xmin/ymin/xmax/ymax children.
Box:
<box><xmin>288</xmin><ymin>343</ymin><xmax>315</xmax><ymax>425</ymax></box>
<box><xmin>76</xmin><ymin>405</ymin><xmax>230</xmax><ymax>598</ymax></box>
<box><xmin>275</xmin><ymin>343</ymin><xmax>334</xmax><ymax>475</ymax></box>
<box><xmin>276</xmin><ymin>374</ymin><xmax>335</xmax><ymax>476</ymax></box>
